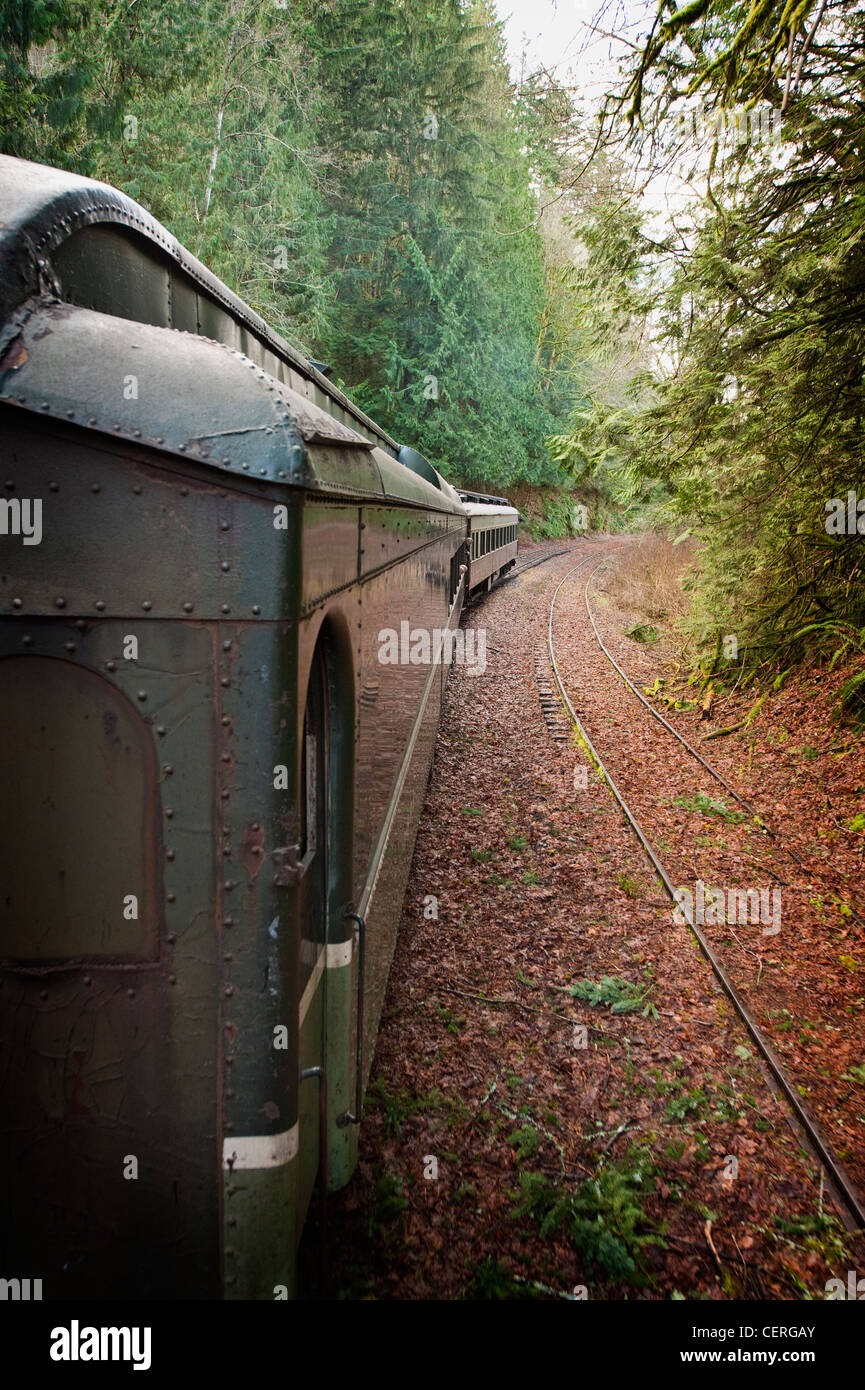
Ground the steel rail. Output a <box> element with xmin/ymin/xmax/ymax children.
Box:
<box><xmin>583</xmin><ymin>559</ymin><xmax>771</xmax><ymax>826</ymax></box>
<box><xmin>468</xmin><ymin>537</ymin><xmax>601</xmax><ymax>607</ymax></box>
<box><xmin>584</xmin><ymin>556</ymin><xmax>865</xmax><ymax>922</ymax></box>
<box><xmin>548</xmin><ymin>560</ymin><xmax>865</xmax><ymax>1236</ymax></box>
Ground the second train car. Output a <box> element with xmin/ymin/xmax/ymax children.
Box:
<box><xmin>459</xmin><ymin>489</ymin><xmax>519</xmax><ymax>595</ymax></box>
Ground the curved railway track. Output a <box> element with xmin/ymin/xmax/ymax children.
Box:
<box><xmin>545</xmin><ymin>554</ymin><xmax>865</xmax><ymax>1237</ymax></box>
<box><xmin>582</xmin><ymin>557</ymin><xmax>865</xmax><ymax>928</ymax></box>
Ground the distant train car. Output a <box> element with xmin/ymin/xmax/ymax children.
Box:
<box><xmin>458</xmin><ymin>490</ymin><xmax>519</xmax><ymax>595</ymax></box>
<box><xmin>0</xmin><ymin>156</ymin><xmax>469</xmax><ymax>1298</ymax></box>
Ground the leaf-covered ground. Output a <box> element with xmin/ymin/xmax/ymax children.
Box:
<box><xmin>305</xmin><ymin>538</ymin><xmax>864</xmax><ymax>1300</ymax></box>
<box><xmin>580</xmin><ymin>550</ymin><xmax>865</xmax><ymax>1195</ymax></box>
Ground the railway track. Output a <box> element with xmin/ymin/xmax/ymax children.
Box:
<box><xmin>582</xmin><ymin>557</ymin><xmax>865</xmax><ymax>929</ymax></box>
<box><xmin>543</xmin><ymin>554</ymin><xmax>865</xmax><ymax>1237</ymax></box>
<box><xmin>466</xmin><ymin>539</ymin><xmax>588</xmax><ymax>608</ymax></box>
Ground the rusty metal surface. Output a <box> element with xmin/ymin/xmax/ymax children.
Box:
<box><xmin>0</xmin><ymin>655</ymin><xmax>160</xmax><ymax>962</ymax></box>
<box><xmin>217</xmin><ymin>620</ymin><xmax>301</xmax><ymax>1140</ymax></box>
<box><xmin>0</xmin><ymin>609</ymin><xmax>220</xmax><ymax>1297</ymax></box>
<box><xmin>0</xmin><ymin>299</ymin><xmax>465</xmax><ymax>511</ymax></box>
<box><xmin>0</xmin><ymin>153</ymin><xmax>399</xmax><ymax>453</ymax></box>
<box><xmin>0</xmin><ymin>411</ymin><xmax>297</xmax><ymax>621</ymax></box>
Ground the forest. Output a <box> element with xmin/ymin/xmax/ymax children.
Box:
<box><xmin>2</xmin><ymin>0</ymin><xmax>863</xmax><ymax>681</ymax></box>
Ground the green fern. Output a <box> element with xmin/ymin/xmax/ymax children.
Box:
<box><xmin>509</xmin><ymin>1160</ymin><xmax>660</xmax><ymax>1285</ymax></box>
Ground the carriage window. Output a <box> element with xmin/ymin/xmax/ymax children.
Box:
<box><xmin>300</xmin><ymin>731</ymin><xmax>318</xmax><ymax>858</ymax></box>
<box><xmin>299</xmin><ymin>643</ymin><xmax>328</xmax><ymax>991</ymax></box>
<box><xmin>0</xmin><ymin>656</ymin><xmax>159</xmax><ymax>962</ymax></box>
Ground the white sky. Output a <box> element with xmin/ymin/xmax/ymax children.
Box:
<box><xmin>498</xmin><ymin>0</ymin><xmax>651</xmax><ymax>98</ymax></box>
<box><xmin>497</xmin><ymin>0</ymin><xmax>693</xmax><ymax>229</ymax></box>
<box><xmin>495</xmin><ymin>0</ymin><xmax>775</xmax><ymax>231</ymax></box>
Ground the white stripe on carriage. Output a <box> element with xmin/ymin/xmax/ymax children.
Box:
<box><xmin>223</xmin><ymin>1123</ymin><xmax>298</xmax><ymax>1170</ymax></box>
<box><xmin>297</xmin><ymin>939</ymin><xmax>354</xmax><ymax>1027</ymax></box>
<box><xmin>299</xmin><ymin>948</ymin><xmax>325</xmax><ymax>1025</ymax></box>
<box><xmin>326</xmin><ymin>938</ymin><xmax>353</xmax><ymax>969</ymax></box>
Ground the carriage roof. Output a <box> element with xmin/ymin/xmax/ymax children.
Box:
<box><xmin>0</xmin><ymin>156</ymin><xmax>463</xmax><ymax>513</ymax></box>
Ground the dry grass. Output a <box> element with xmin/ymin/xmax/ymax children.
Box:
<box><xmin>601</xmin><ymin>532</ymin><xmax>695</xmax><ymax>623</ymax></box>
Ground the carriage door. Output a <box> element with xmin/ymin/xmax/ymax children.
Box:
<box><xmin>297</xmin><ymin>641</ymin><xmax>328</xmax><ymax>1222</ymax></box>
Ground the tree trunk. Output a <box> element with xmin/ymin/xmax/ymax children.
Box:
<box><xmin>203</xmin><ymin>0</ymin><xmax>243</xmax><ymax>221</ymax></box>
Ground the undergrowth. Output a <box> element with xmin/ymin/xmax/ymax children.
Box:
<box><xmin>509</xmin><ymin>1152</ymin><xmax>662</xmax><ymax>1286</ymax></box>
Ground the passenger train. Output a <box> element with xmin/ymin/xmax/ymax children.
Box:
<box><xmin>0</xmin><ymin>156</ymin><xmax>517</xmax><ymax>1297</ymax></box>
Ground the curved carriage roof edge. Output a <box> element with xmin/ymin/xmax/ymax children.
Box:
<box><xmin>461</xmin><ymin>501</ymin><xmax>519</xmax><ymax>518</ymax></box>
<box><xmin>456</xmin><ymin>488</ymin><xmax>511</xmax><ymax>507</ymax></box>
<box><xmin>0</xmin><ymin>155</ymin><xmax>401</xmax><ymax>455</ymax></box>
<box><xmin>0</xmin><ymin>296</ymin><xmax>465</xmax><ymax>512</ymax></box>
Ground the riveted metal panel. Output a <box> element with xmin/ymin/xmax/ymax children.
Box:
<box><xmin>301</xmin><ymin>502</ymin><xmax>360</xmax><ymax>612</ymax></box>
<box><xmin>0</xmin><ymin>154</ymin><xmax>400</xmax><ymax>455</ymax></box>
<box><xmin>352</xmin><ymin>563</ymin><xmax>463</xmax><ymax>1081</ymax></box>
<box><xmin>0</xmin><ymin>302</ymin><xmax>308</xmax><ymax>484</ymax></box>
<box><xmin>0</xmin><ymin>411</ymin><xmax>298</xmax><ymax>622</ymax></box>
<box><xmin>0</xmin><ymin>302</ymin><xmax>401</xmax><ymax>501</ymax></box>
<box><xmin>217</xmin><ymin>619</ymin><xmax>300</xmax><ymax>1141</ymax></box>
<box><xmin>361</xmin><ymin>505</ymin><xmax>461</xmax><ymax>575</ymax></box>
<box><xmin>53</xmin><ymin>223</ymin><xmax>171</xmax><ymax>326</ymax></box>
<box><xmin>349</xmin><ymin>520</ymin><xmax>465</xmax><ymax>1078</ymax></box>
<box><xmin>0</xmin><ymin>655</ymin><xmax>160</xmax><ymax>962</ymax></box>
<box><xmin>169</xmin><ymin>269</ymin><xmax>198</xmax><ymax>333</ymax></box>
<box><xmin>217</xmin><ymin>614</ymin><xmax>303</xmax><ymax>1298</ymax></box>
<box><xmin>301</xmin><ymin>444</ymin><xmax>383</xmax><ymax>499</ymax></box>
<box><xmin>0</xmin><ymin>620</ymin><xmax>220</xmax><ymax>1298</ymax></box>
<box><xmin>196</xmin><ymin>289</ymin><xmax>243</xmax><ymax>353</ymax></box>
<box><xmin>353</xmin><ymin>533</ymin><xmax>453</xmax><ymax>895</ymax></box>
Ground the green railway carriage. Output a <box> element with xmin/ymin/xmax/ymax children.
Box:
<box><xmin>459</xmin><ymin>492</ymin><xmax>519</xmax><ymax>594</ymax></box>
<box><xmin>0</xmin><ymin>156</ymin><xmax>469</xmax><ymax>1298</ymax></box>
